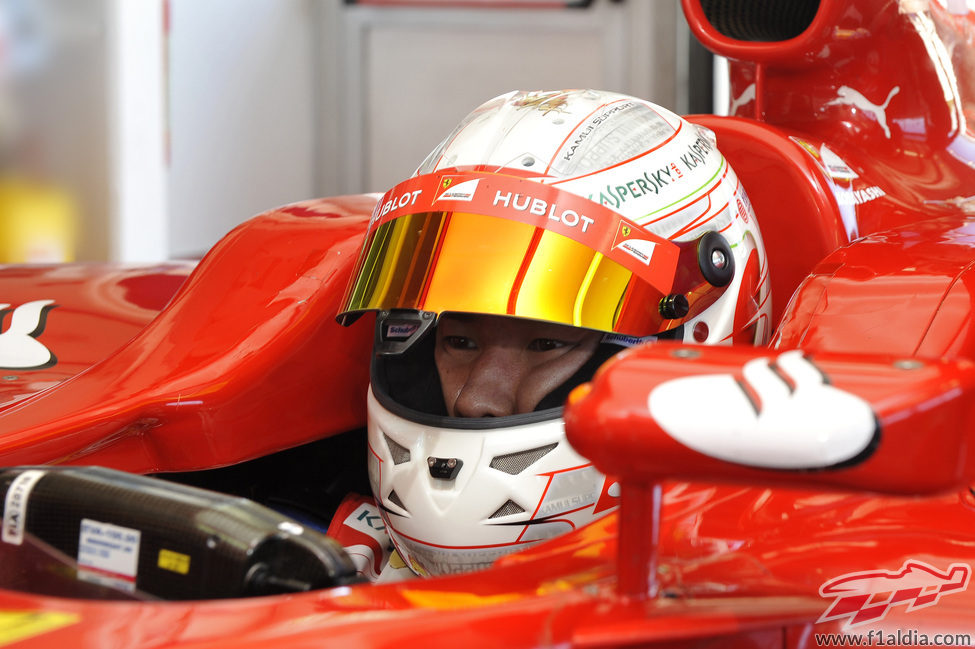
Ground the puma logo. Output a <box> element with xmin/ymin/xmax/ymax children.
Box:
<box><xmin>826</xmin><ymin>86</ymin><xmax>900</xmax><ymax>138</ymax></box>
<box><xmin>729</xmin><ymin>83</ymin><xmax>756</xmax><ymax>116</ymax></box>
<box><xmin>0</xmin><ymin>300</ymin><xmax>57</xmax><ymax>369</ymax></box>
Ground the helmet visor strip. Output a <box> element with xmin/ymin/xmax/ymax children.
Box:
<box><xmin>339</xmin><ymin>171</ymin><xmax>729</xmax><ymax>337</ymax></box>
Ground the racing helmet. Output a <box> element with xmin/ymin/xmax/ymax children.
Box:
<box><xmin>337</xmin><ymin>89</ymin><xmax>771</xmax><ymax>577</ymax></box>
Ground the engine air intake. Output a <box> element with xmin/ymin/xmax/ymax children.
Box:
<box><xmin>699</xmin><ymin>0</ymin><xmax>819</xmax><ymax>42</ymax></box>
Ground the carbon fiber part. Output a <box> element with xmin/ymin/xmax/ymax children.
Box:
<box><xmin>0</xmin><ymin>466</ymin><xmax>361</xmax><ymax>600</ymax></box>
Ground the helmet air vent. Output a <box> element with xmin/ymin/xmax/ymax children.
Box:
<box><xmin>387</xmin><ymin>490</ymin><xmax>408</xmax><ymax>512</ymax></box>
<box><xmin>489</xmin><ymin>500</ymin><xmax>526</xmax><ymax>519</ymax></box>
<box><xmin>384</xmin><ymin>434</ymin><xmax>411</xmax><ymax>465</ymax></box>
<box><xmin>490</xmin><ymin>443</ymin><xmax>558</xmax><ymax>475</ymax></box>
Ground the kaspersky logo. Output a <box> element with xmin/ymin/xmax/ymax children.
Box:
<box><xmin>818</xmin><ymin>560</ymin><xmax>970</xmax><ymax>628</ymax></box>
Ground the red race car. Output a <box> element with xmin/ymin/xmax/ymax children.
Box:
<box><xmin>0</xmin><ymin>0</ymin><xmax>974</xmax><ymax>646</ymax></box>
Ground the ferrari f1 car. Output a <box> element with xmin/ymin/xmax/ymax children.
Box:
<box><xmin>0</xmin><ymin>0</ymin><xmax>973</xmax><ymax>646</ymax></box>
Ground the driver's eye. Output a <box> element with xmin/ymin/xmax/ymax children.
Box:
<box><xmin>527</xmin><ymin>338</ymin><xmax>567</xmax><ymax>352</ymax></box>
<box><xmin>443</xmin><ymin>335</ymin><xmax>477</xmax><ymax>350</ymax></box>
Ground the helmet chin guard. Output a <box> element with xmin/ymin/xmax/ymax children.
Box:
<box><xmin>366</xmin><ymin>388</ymin><xmax>615</xmax><ymax>577</ymax></box>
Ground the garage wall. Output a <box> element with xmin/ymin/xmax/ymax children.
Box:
<box><xmin>324</xmin><ymin>1</ymin><xmax>680</xmax><ymax>196</ymax></box>
<box><xmin>5</xmin><ymin>0</ymin><xmax>694</xmax><ymax>262</ymax></box>
<box><xmin>167</xmin><ymin>0</ymin><xmax>317</xmax><ymax>259</ymax></box>
<box><xmin>168</xmin><ymin>0</ymin><xmax>689</xmax><ymax>260</ymax></box>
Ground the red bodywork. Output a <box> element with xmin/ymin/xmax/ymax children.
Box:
<box><xmin>2</xmin><ymin>0</ymin><xmax>975</xmax><ymax>646</ymax></box>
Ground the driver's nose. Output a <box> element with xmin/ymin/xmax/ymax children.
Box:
<box><xmin>451</xmin><ymin>347</ymin><xmax>522</xmax><ymax>418</ymax></box>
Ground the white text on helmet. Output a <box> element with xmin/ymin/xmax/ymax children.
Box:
<box><xmin>562</xmin><ymin>101</ymin><xmax>638</xmax><ymax>163</ymax></box>
<box><xmin>379</xmin><ymin>190</ymin><xmax>424</xmax><ymax>219</ymax></box>
<box><xmin>493</xmin><ymin>191</ymin><xmax>595</xmax><ymax>233</ymax></box>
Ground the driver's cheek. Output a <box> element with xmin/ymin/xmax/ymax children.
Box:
<box><xmin>514</xmin><ymin>348</ymin><xmax>591</xmax><ymax>413</ymax></box>
<box><xmin>514</xmin><ymin>362</ymin><xmax>563</xmax><ymax>413</ymax></box>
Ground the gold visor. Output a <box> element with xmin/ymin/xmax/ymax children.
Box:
<box><xmin>338</xmin><ymin>172</ymin><xmax>725</xmax><ymax>336</ymax></box>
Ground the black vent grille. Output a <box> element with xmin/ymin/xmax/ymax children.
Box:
<box><xmin>388</xmin><ymin>490</ymin><xmax>407</xmax><ymax>512</ymax></box>
<box><xmin>384</xmin><ymin>434</ymin><xmax>411</xmax><ymax>465</ymax></box>
<box><xmin>489</xmin><ymin>500</ymin><xmax>526</xmax><ymax>519</ymax></box>
<box><xmin>490</xmin><ymin>443</ymin><xmax>558</xmax><ymax>475</ymax></box>
<box><xmin>699</xmin><ymin>0</ymin><xmax>820</xmax><ymax>42</ymax></box>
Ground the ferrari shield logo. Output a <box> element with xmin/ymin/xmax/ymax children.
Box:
<box><xmin>435</xmin><ymin>178</ymin><xmax>480</xmax><ymax>203</ymax></box>
<box><xmin>612</xmin><ymin>221</ymin><xmax>655</xmax><ymax>266</ymax></box>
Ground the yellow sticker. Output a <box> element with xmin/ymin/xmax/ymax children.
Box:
<box><xmin>158</xmin><ymin>549</ymin><xmax>191</xmax><ymax>575</ymax></box>
<box><xmin>0</xmin><ymin>611</ymin><xmax>79</xmax><ymax>646</ymax></box>
<box><xmin>400</xmin><ymin>589</ymin><xmax>520</xmax><ymax>610</ymax></box>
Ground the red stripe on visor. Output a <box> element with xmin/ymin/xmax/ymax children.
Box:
<box><xmin>338</xmin><ymin>171</ymin><xmax>726</xmax><ymax>337</ymax></box>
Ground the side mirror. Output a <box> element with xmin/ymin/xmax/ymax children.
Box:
<box><xmin>566</xmin><ymin>345</ymin><xmax>975</xmax><ymax>494</ymax></box>
<box><xmin>565</xmin><ymin>344</ymin><xmax>975</xmax><ymax>599</ymax></box>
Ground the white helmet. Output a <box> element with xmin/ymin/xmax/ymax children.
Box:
<box><xmin>338</xmin><ymin>89</ymin><xmax>771</xmax><ymax>576</ymax></box>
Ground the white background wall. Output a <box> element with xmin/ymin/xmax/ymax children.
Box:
<box><xmin>109</xmin><ymin>0</ymin><xmax>167</xmax><ymax>261</ymax></box>
<box><xmin>167</xmin><ymin>0</ymin><xmax>317</xmax><ymax>258</ymax></box>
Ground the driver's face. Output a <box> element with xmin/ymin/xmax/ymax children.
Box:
<box><xmin>434</xmin><ymin>314</ymin><xmax>601</xmax><ymax>417</ymax></box>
